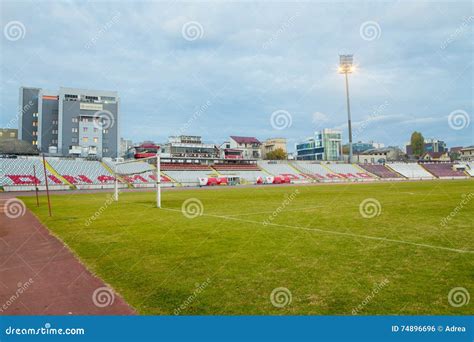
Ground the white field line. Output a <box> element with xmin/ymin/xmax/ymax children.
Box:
<box><xmin>159</xmin><ymin>207</ymin><xmax>474</xmax><ymax>255</ymax></box>
<box><xmin>221</xmin><ymin>205</ymin><xmax>326</xmax><ymax>217</ymax></box>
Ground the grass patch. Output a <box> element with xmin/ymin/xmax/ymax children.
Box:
<box><xmin>22</xmin><ymin>180</ymin><xmax>474</xmax><ymax>315</ymax></box>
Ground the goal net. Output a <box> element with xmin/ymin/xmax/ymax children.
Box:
<box><xmin>107</xmin><ymin>155</ymin><xmax>161</xmax><ymax>208</ymax></box>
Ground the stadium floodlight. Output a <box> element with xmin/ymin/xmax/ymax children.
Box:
<box><xmin>339</xmin><ymin>54</ymin><xmax>354</xmax><ymax>163</ymax></box>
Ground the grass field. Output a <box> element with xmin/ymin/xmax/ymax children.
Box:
<box><xmin>23</xmin><ymin>180</ymin><xmax>474</xmax><ymax>315</ymax></box>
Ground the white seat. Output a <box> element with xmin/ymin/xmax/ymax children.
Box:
<box><xmin>388</xmin><ymin>163</ymin><xmax>434</xmax><ymax>179</ymax></box>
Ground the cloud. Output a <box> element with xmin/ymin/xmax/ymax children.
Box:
<box><xmin>0</xmin><ymin>0</ymin><xmax>472</xmax><ymax>149</ymax></box>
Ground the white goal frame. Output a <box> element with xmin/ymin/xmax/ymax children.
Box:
<box><xmin>112</xmin><ymin>153</ymin><xmax>161</xmax><ymax>208</ymax></box>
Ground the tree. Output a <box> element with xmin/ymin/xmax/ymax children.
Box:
<box><xmin>265</xmin><ymin>148</ymin><xmax>287</xmax><ymax>160</ymax></box>
<box><xmin>342</xmin><ymin>145</ymin><xmax>350</xmax><ymax>155</ymax></box>
<box><xmin>410</xmin><ymin>131</ymin><xmax>424</xmax><ymax>157</ymax></box>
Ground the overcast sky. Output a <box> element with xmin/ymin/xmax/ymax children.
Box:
<box><xmin>1</xmin><ymin>0</ymin><xmax>473</xmax><ymax>151</ymax></box>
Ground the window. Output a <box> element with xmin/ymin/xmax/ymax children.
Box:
<box><xmin>83</xmin><ymin>137</ymin><xmax>88</xmax><ymax>143</ymax></box>
<box><xmin>72</xmin><ymin>127</ymin><xmax>78</xmax><ymax>133</ymax></box>
<box><xmin>83</xmin><ymin>127</ymin><xmax>88</xmax><ymax>132</ymax></box>
<box><xmin>52</xmin><ymin>129</ymin><xmax>58</xmax><ymax>134</ymax></box>
<box><xmin>103</xmin><ymin>147</ymin><xmax>108</xmax><ymax>153</ymax></box>
<box><xmin>93</xmin><ymin>137</ymin><xmax>98</xmax><ymax>143</ymax></box>
<box><xmin>103</xmin><ymin>129</ymin><xmax>108</xmax><ymax>134</ymax></box>
<box><xmin>93</xmin><ymin>128</ymin><xmax>98</xmax><ymax>133</ymax></box>
<box><xmin>72</xmin><ymin>137</ymin><xmax>78</xmax><ymax>143</ymax></box>
<box><xmin>72</xmin><ymin>117</ymin><xmax>78</xmax><ymax>123</ymax></box>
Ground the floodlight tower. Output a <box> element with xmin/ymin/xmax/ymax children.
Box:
<box><xmin>339</xmin><ymin>54</ymin><xmax>354</xmax><ymax>163</ymax></box>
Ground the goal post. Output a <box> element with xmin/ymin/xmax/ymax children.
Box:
<box><xmin>110</xmin><ymin>154</ymin><xmax>161</xmax><ymax>208</ymax></box>
<box><xmin>156</xmin><ymin>152</ymin><xmax>161</xmax><ymax>208</ymax></box>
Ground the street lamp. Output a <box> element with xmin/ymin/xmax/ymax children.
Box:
<box><xmin>339</xmin><ymin>54</ymin><xmax>354</xmax><ymax>163</ymax></box>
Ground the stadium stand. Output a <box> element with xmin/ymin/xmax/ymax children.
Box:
<box><xmin>2</xmin><ymin>157</ymin><xmax>472</xmax><ymax>192</ymax></box>
<box><xmin>258</xmin><ymin>161</ymin><xmax>311</xmax><ymax>183</ymax></box>
<box><xmin>0</xmin><ymin>157</ymin><xmax>69</xmax><ymax>191</ymax></box>
<box><xmin>324</xmin><ymin>164</ymin><xmax>375</xmax><ymax>180</ymax></box>
<box><xmin>387</xmin><ymin>163</ymin><xmax>435</xmax><ymax>179</ymax></box>
<box><xmin>421</xmin><ymin>163</ymin><xmax>468</xmax><ymax>179</ymax></box>
<box><xmin>291</xmin><ymin>161</ymin><xmax>339</xmax><ymax>181</ymax></box>
<box><xmin>465</xmin><ymin>162</ymin><xmax>474</xmax><ymax>177</ymax></box>
<box><xmin>103</xmin><ymin>159</ymin><xmax>172</xmax><ymax>188</ymax></box>
<box><xmin>161</xmin><ymin>163</ymin><xmax>218</xmax><ymax>186</ymax></box>
<box><xmin>358</xmin><ymin>164</ymin><xmax>404</xmax><ymax>179</ymax></box>
<box><xmin>291</xmin><ymin>162</ymin><xmax>374</xmax><ymax>181</ymax></box>
<box><xmin>47</xmin><ymin>158</ymin><xmax>116</xmax><ymax>189</ymax></box>
<box><xmin>212</xmin><ymin>163</ymin><xmax>268</xmax><ymax>183</ymax></box>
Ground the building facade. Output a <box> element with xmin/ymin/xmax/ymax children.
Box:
<box><xmin>0</xmin><ymin>128</ymin><xmax>18</xmax><ymax>141</ymax></box>
<box><xmin>406</xmin><ymin>139</ymin><xmax>447</xmax><ymax>155</ymax></box>
<box><xmin>229</xmin><ymin>136</ymin><xmax>262</xmax><ymax>159</ymax></box>
<box><xmin>163</xmin><ymin>135</ymin><xmax>219</xmax><ymax>159</ymax></box>
<box><xmin>344</xmin><ymin>141</ymin><xmax>374</xmax><ymax>154</ymax></box>
<box><xmin>420</xmin><ymin>151</ymin><xmax>450</xmax><ymax>162</ymax></box>
<box><xmin>120</xmin><ymin>138</ymin><xmax>133</xmax><ymax>157</ymax></box>
<box><xmin>358</xmin><ymin>147</ymin><xmax>403</xmax><ymax>164</ymax></box>
<box><xmin>296</xmin><ymin>129</ymin><xmax>342</xmax><ymax>161</ymax></box>
<box><xmin>460</xmin><ymin>146</ymin><xmax>474</xmax><ymax>162</ymax></box>
<box><xmin>295</xmin><ymin>137</ymin><xmax>324</xmax><ymax>160</ymax></box>
<box><xmin>261</xmin><ymin>138</ymin><xmax>287</xmax><ymax>159</ymax></box>
<box><xmin>19</xmin><ymin>86</ymin><xmax>119</xmax><ymax>158</ymax></box>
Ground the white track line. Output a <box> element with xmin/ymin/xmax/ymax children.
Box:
<box><xmin>160</xmin><ymin>207</ymin><xmax>474</xmax><ymax>254</ymax></box>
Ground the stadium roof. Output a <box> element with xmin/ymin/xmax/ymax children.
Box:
<box><xmin>230</xmin><ymin>136</ymin><xmax>261</xmax><ymax>144</ymax></box>
<box><xmin>422</xmin><ymin>151</ymin><xmax>446</xmax><ymax>158</ymax></box>
<box><xmin>362</xmin><ymin>148</ymin><xmax>394</xmax><ymax>155</ymax></box>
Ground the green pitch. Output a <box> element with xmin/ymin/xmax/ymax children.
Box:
<box><xmin>23</xmin><ymin>180</ymin><xmax>474</xmax><ymax>315</ymax></box>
